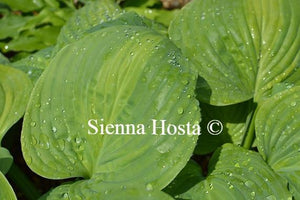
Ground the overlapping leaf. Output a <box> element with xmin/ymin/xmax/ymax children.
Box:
<box><xmin>0</xmin><ymin>172</ymin><xmax>16</xmax><ymax>200</ymax></box>
<box><xmin>179</xmin><ymin>144</ymin><xmax>292</xmax><ymax>199</ymax></box>
<box><xmin>169</xmin><ymin>0</ymin><xmax>300</xmax><ymax>105</ymax></box>
<box><xmin>21</xmin><ymin>25</ymin><xmax>200</xmax><ymax>193</ymax></box>
<box><xmin>256</xmin><ymin>86</ymin><xmax>300</xmax><ymax>198</ymax></box>
<box><xmin>0</xmin><ymin>64</ymin><xmax>32</xmax><ymax>173</ymax></box>
<box><xmin>0</xmin><ymin>64</ymin><xmax>32</xmax><ymax>139</ymax></box>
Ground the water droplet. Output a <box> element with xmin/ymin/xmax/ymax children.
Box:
<box><xmin>61</xmin><ymin>193</ymin><xmax>69</xmax><ymax>199</ymax></box>
<box><xmin>121</xmin><ymin>185</ymin><xmax>126</xmax><ymax>190</ymax></box>
<box><xmin>234</xmin><ymin>163</ymin><xmax>240</xmax><ymax>168</ymax></box>
<box><xmin>75</xmin><ymin>137</ymin><xmax>82</xmax><ymax>144</ymax></box>
<box><xmin>146</xmin><ymin>183</ymin><xmax>153</xmax><ymax>191</ymax></box>
<box><xmin>251</xmin><ymin>191</ymin><xmax>256</xmax><ymax>197</ymax></box>
<box><xmin>290</xmin><ymin>101</ymin><xmax>296</xmax><ymax>107</ymax></box>
<box><xmin>30</xmin><ymin>122</ymin><xmax>36</xmax><ymax>127</ymax></box>
<box><xmin>35</xmin><ymin>103</ymin><xmax>41</xmax><ymax>108</ymax></box>
<box><xmin>245</xmin><ymin>180</ymin><xmax>254</xmax><ymax>187</ymax></box>
<box><xmin>58</xmin><ymin>139</ymin><xmax>65</xmax><ymax>151</ymax></box>
<box><xmin>182</xmin><ymin>79</ymin><xmax>189</xmax><ymax>85</ymax></box>
<box><xmin>157</xmin><ymin>143</ymin><xmax>171</xmax><ymax>153</ymax></box>
<box><xmin>31</xmin><ymin>136</ymin><xmax>37</xmax><ymax>145</ymax></box>
<box><xmin>52</xmin><ymin>126</ymin><xmax>57</xmax><ymax>133</ymax></box>
<box><xmin>27</xmin><ymin>156</ymin><xmax>32</xmax><ymax>164</ymax></box>
<box><xmin>177</xmin><ymin>107</ymin><xmax>184</xmax><ymax>114</ymax></box>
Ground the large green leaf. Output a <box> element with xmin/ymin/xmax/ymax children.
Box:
<box><xmin>256</xmin><ymin>86</ymin><xmax>300</xmax><ymax>198</ymax></box>
<box><xmin>21</xmin><ymin>25</ymin><xmax>200</xmax><ymax>191</ymax></box>
<box><xmin>169</xmin><ymin>0</ymin><xmax>300</xmax><ymax>105</ymax></box>
<box><xmin>44</xmin><ymin>180</ymin><xmax>173</xmax><ymax>200</ymax></box>
<box><xmin>179</xmin><ymin>144</ymin><xmax>292</xmax><ymax>199</ymax></box>
<box><xmin>0</xmin><ymin>172</ymin><xmax>16</xmax><ymax>200</ymax></box>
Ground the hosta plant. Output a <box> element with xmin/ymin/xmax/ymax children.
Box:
<box><xmin>0</xmin><ymin>0</ymin><xmax>299</xmax><ymax>199</ymax></box>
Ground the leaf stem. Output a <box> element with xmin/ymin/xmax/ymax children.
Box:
<box><xmin>7</xmin><ymin>163</ymin><xmax>41</xmax><ymax>200</ymax></box>
<box><xmin>242</xmin><ymin>104</ymin><xmax>258</xmax><ymax>149</ymax></box>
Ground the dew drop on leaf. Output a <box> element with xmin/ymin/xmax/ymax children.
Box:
<box><xmin>27</xmin><ymin>156</ymin><xmax>32</xmax><ymax>165</ymax></box>
<box><xmin>61</xmin><ymin>193</ymin><xmax>69</xmax><ymax>199</ymax></box>
<box><xmin>146</xmin><ymin>183</ymin><xmax>153</xmax><ymax>191</ymax></box>
<box><xmin>31</xmin><ymin>136</ymin><xmax>37</xmax><ymax>145</ymax></box>
<box><xmin>177</xmin><ymin>107</ymin><xmax>184</xmax><ymax>114</ymax></box>
<box><xmin>290</xmin><ymin>101</ymin><xmax>296</xmax><ymax>107</ymax></box>
<box><xmin>52</xmin><ymin>126</ymin><xmax>57</xmax><ymax>133</ymax></box>
<box><xmin>234</xmin><ymin>163</ymin><xmax>240</xmax><ymax>168</ymax></box>
<box><xmin>30</xmin><ymin>122</ymin><xmax>36</xmax><ymax>127</ymax></box>
<box><xmin>58</xmin><ymin>139</ymin><xmax>65</xmax><ymax>151</ymax></box>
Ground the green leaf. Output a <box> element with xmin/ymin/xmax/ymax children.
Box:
<box><xmin>54</xmin><ymin>0</ymin><xmax>122</xmax><ymax>53</ymax></box>
<box><xmin>0</xmin><ymin>64</ymin><xmax>32</xmax><ymax>141</ymax></box>
<box><xmin>12</xmin><ymin>47</ymin><xmax>53</xmax><ymax>83</ymax></box>
<box><xmin>4</xmin><ymin>26</ymin><xmax>61</xmax><ymax>52</ymax></box>
<box><xmin>121</xmin><ymin>0</ymin><xmax>178</xmax><ymax>27</ymax></box>
<box><xmin>0</xmin><ymin>12</ymin><xmax>31</xmax><ymax>40</ymax></box>
<box><xmin>0</xmin><ymin>0</ymin><xmax>44</xmax><ymax>12</ymax></box>
<box><xmin>169</xmin><ymin>0</ymin><xmax>300</xmax><ymax>105</ymax></box>
<box><xmin>0</xmin><ymin>147</ymin><xmax>12</xmax><ymax>174</ymax></box>
<box><xmin>179</xmin><ymin>144</ymin><xmax>292</xmax><ymax>200</ymax></box>
<box><xmin>1</xmin><ymin>6</ymin><xmax>73</xmax><ymax>53</ymax></box>
<box><xmin>195</xmin><ymin>100</ymin><xmax>254</xmax><ymax>155</ymax></box>
<box><xmin>256</xmin><ymin>86</ymin><xmax>300</xmax><ymax>198</ymax></box>
<box><xmin>22</xmin><ymin>25</ymin><xmax>200</xmax><ymax>190</ymax></box>
<box><xmin>0</xmin><ymin>172</ymin><xmax>16</xmax><ymax>200</ymax></box>
<box><xmin>0</xmin><ymin>64</ymin><xmax>32</xmax><ymax>173</ymax></box>
<box><xmin>163</xmin><ymin>160</ymin><xmax>204</xmax><ymax>197</ymax></box>
<box><xmin>44</xmin><ymin>180</ymin><xmax>173</xmax><ymax>200</ymax></box>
